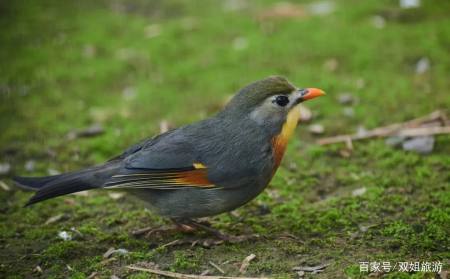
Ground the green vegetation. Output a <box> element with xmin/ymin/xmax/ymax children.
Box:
<box><xmin>1</xmin><ymin>0</ymin><xmax>449</xmax><ymax>278</ymax></box>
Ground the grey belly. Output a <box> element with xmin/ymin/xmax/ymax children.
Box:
<box><xmin>130</xmin><ymin>186</ymin><xmax>265</xmax><ymax>219</ymax></box>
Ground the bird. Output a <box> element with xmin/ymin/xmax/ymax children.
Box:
<box><xmin>14</xmin><ymin>76</ymin><xmax>325</xmax><ymax>239</ymax></box>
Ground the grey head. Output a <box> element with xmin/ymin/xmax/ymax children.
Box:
<box><xmin>218</xmin><ymin>76</ymin><xmax>323</xmax><ymax>136</ymax></box>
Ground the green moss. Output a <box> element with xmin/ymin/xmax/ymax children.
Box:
<box><xmin>1</xmin><ymin>0</ymin><xmax>449</xmax><ymax>278</ymax></box>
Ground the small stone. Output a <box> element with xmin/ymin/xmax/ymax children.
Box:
<box><xmin>0</xmin><ymin>162</ymin><xmax>11</xmax><ymax>175</ymax></box>
<box><xmin>355</xmin><ymin>78</ymin><xmax>365</xmax><ymax>89</ymax></box>
<box><xmin>342</xmin><ymin>107</ymin><xmax>355</xmax><ymax>117</ymax></box>
<box><xmin>48</xmin><ymin>169</ymin><xmax>61</xmax><ymax>176</ymax></box>
<box><xmin>67</xmin><ymin>123</ymin><xmax>104</xmax><ymax>140</ymax></box>
<box><xmin>122</xmin><ymin>86</ymin><xmax>136</xmax><ymax>101</ymax></box>
<box><xmin>180</xmin><ymin>17</ymin><xmax>197</xmax><ymax>31</ymax></box>
<box><xmin>358</xmin><ymin>225</ymin><xmax>369</xmax><ymax>232</ymax></box>
<box><xmin>223</xmin><ymin>0</ymin><xmax>247</xmax><ymax>11</ymax></box>
<box><xmin>371</xmin><ymin>15</ymin><xmax>386</xmax><ymax>29</ymax></box>
<box><xmin>415</xmin><ymin>57</ymin><xmax>430</xmax><ymax>74</ymax></box>
<box><xmin>114</xmin><ymin>248</ymin><xmax>129</xmax><ymax>255</ymax></box>
<box><xmin>232</xmin><ymin>37</ymin><xmax>248</xmax><ymax>51</ymax></box>
<box><xmin>83</xmin><ymin>44</ymin><xmax>96</xmax><ymax>58</ymax></box>
<box><xmin>308</xmin><ymin>1</ymin><xmax>335</xmax><ymax>16</ymax></box>
<box><xmin>402</xmin><ymin>136</ymin><xmax>434</xmax><ymax>154</ymax></box>
<box><xmin>308</xmin><ymin>124</ymin><xmax>324</xmax><ymax>135</ymax></box>
<box><xmin>298</xmin><ymin>104</ymin><xmax>312</xmax><ymax>122</ymax></box>
<box><xmin>338</xmin><ymin>93</ymin><xmax>354</xmax><ymax>105</ymax></box>
<box><xmin>385</xmin><ymin>136</ymin><xmax>406</xmax><ymax>147</ymax></box>
<box><xmin>356</xmin><ymin>126</ymin><xmax>369</xmax><ymax>137</ymax></box>
<box><xmin>400</xmin><ymin>0</ymin><xmax>421</xmax><ymax>9</ymax></box>
<box><xmin>25</xmin><ymin>160</ymin><xmax>35</xmax><ymax>172</ymax></box>
<box><xmin>58</xmin><ymin>231</ymin><xmax>72</xmax><ymax>241</ymax></box>
<box><xmin>323</xmin><ymin>58</ymin><xmax>338</xmax><ymax>72</ymax></box>
<box><xmin>352</xmin><ymin>187</ymin><xmax>367</xmax><ymax>197</ymax></box>
<box><xmin>144</xmin><ymin>24</ymin><xmax>161</xmax><ymax>38</ymax></box>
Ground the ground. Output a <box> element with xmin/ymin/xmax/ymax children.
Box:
<box><xmin>0</xmin><ymin>0</ymin><xmax>449</xmax><ymax>278</ymax></box>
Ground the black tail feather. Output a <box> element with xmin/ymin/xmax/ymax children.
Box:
<box><xmin>13</xmin><ymin>175</ymin><xmax>62</xmax><ymax>191</ymax></box>
<box><xmin>14</xmin><ymin>161</ymin><xmax>121</xmax><ymax>206</ymax></box>
<box><xmin>25</xmin><ymin>174</ymin><xmax>95</xmax><ymax>206</ymax></box>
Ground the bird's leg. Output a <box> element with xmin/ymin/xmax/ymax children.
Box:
<box><xmin>181</xmin><ymin>219</ymin><xmax>229</xmax><ymax>240</ymax></box>
<box><xmin>132</xmin><ymin>220</ymin><xmax>198</xmax><ymax>238</ymax></box>
<box><xmin>185</xmin><ymin>219</ymin><xmax>260</xmax><ymax>243</ymax></box>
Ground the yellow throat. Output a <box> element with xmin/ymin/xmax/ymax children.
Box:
<box><xmin>272</xmin><ymin>104</ymin><xmax>301</xmax><ymax>169</ymax></box>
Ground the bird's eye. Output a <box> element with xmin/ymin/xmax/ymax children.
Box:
<box><xmin>273</xmin><ymin>95</ymin><xmax>289</xmax><ymax>107</ymax></box>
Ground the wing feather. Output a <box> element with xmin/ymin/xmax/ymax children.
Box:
<box><xmin>104</xmin><ymin>165</ymin><xmax>216</xmax><ymax>190</ymax></box>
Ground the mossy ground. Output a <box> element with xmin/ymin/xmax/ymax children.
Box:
<box><xmin>0</xmin><ymin>0</ymin><xmax>449</xmax><ymax>278</ymax></box>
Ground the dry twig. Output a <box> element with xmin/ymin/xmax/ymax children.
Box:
<box><xmin>209</xmin><ymin>261</ymin><xmax>225</xmax><ymax>274</ymax></box>
<box><xmin>317</xmin><ymin>110</ymin><xmax>449</xmax><ymax>145</ymax></box>
<box><xmin>127</xmin><ymin>266</ymin><xmax>269</xmax><ymax>279</ymax></box>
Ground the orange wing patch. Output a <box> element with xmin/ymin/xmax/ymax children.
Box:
<box><xmin>105</xmin><ymin>163</ymin><xmax>215</xmax><ymax>189</ymax></box>
<box><xmin>173</xmin><ymin>168</ymin><xmax>213</xmax><ymax>187</ymax></box>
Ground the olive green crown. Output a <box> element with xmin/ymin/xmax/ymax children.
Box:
<box><xmin>223</xmin><ymin>76</ymin><xmax>296</xmax><ymax>115</ymax></box>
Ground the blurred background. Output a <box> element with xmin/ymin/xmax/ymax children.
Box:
<box><xmin>0</xmin><ymin>0</ymin><xmax>449</xmax><ymax>278</ymax></box>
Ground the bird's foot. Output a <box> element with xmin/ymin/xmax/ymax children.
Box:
<box><xmin>132</xmin><ymin>223</ymin><xmax>198</xmax><ymax>238</ymax></box>
<box><xmin>175</xmin><ymin>219</ymin><xmax>260</xmax><ymax>244</ymax></box>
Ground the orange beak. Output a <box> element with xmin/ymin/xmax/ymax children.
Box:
<box><xmin>302</xmin><ymin>88</ymin><xmax>326</xmax><ymax>101</ymax></box>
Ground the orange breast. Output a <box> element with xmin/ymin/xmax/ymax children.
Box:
<box><xmin>271</xmin><ymin>105</ymin><xmax>301</xmax><ymax>174</ymax></box>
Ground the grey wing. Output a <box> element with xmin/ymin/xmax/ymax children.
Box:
<box><xmin>104</xmin><ymin>132</ymin><xmax>219</xmax><ymax>190</ymax></box>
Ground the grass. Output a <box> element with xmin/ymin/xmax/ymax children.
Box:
<box><xmin>0</xmin><ymin>0</ymin><xmax>449</xmax><ymax>278</ymax></box>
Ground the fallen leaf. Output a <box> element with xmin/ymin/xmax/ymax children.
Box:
<box><xmin>0</xmin><ymin>180</ymin><xmax>10</xmax><ymax>191</ymax></box>
<box><xmin>33</xmin><ymin>265</ymin><xmax>43</xmax><ymax>274</ymax></box>
<box><xmin>239</xmin><ymin>254</ymin><xmax>256</xmax><ymax>273</ymax></box>
<box><xmin>87</xmin><ymin>272</ymin><xmax>98</xmax><ymax>279</ymax></box>
<box><xmin>108</xmin><ymin>192</ymin><xmax>125</xmax><ymax>200</ymax></box>
<box><xmin>159</xmin><ymin>120</ymin><xmax>172</xmax><ymax>134</ymax></box>
<box><xmin>45</xmin><ymin>214</ymin><xmax>65</xmax><ymax>225</ymax></box>
<box><xmin>103</xmin><ymin>247</ymin><xmax>116</xmax><ymax>259</ymax></box>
